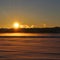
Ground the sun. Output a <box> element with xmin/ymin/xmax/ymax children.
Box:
<box><xmin>13</xmin><ymin>22</ymin><xmax>19</xmax><ymax>29</ymax></box>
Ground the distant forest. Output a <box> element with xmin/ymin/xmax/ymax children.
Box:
<box><xmin>0</xmin><ymin>27</ymin><xmax>60</xmax><ymax>33</ymax></box>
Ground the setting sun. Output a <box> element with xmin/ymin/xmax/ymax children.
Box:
<box><xmin>13</xmin><ymin>22</ymin><xmax>19</xmax><ymax>29</ymax></box>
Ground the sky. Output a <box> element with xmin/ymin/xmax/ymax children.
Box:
<box><xmin>0</xmin><ymin>0</ymin><xmax>60</xmax><ymax>28</ymax></box>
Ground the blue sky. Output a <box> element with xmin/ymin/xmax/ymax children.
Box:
<box><xmin>0</xmin><ymin>0</ymin><xmax>60</xmax><ymax>28</ymax></box>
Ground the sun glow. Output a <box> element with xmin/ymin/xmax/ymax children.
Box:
<box><xmin>13</xmin><ymin>22</ymin><xmax>20</xmax><ymax>29</ymax></box>
<box><xmin>13</xmin><ymin>22</ymin><xmax>34</xmax><ymax>29</ymax></box>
